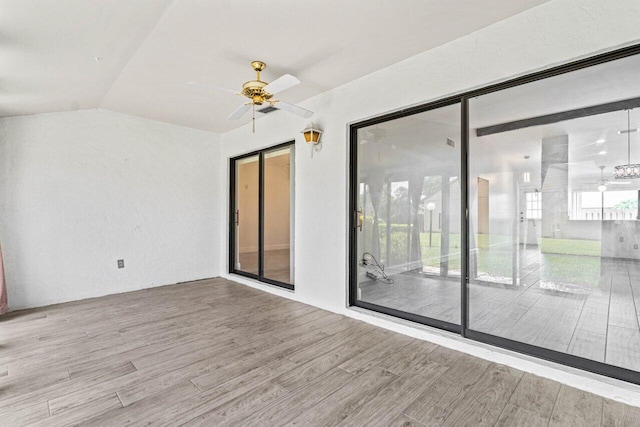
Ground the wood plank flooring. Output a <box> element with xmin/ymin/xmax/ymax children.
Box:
<box><xmin>360</xmin><ymin>254</ymin><xmax>640</xmax><ymax>371</ymax></box>
<box><xmin>1</xmin><ymin>277</ymin><xmax>639</xmax><ymax>426</ymax></box>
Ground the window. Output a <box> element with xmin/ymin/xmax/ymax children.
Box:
<box><xmin>525</xmin><ymin>191</ymin><xmax>541</xmax><ymax>219</ymax></box>
<box><xmin>571</xmin><ymin>190</ymin><xmax>639</xmax><ymax>220</ymax></box>
<box><xmin>230</xmin><ymin>142</ymin><xmax>294</xmax><ymax>289</ymax></box>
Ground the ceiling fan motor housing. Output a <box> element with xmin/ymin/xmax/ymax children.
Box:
<box><xmin>241</xmin><ymin>80</ymin><xmax>272</xmax><ymax>105</ymax></box>
<box><xmin>241</xmin><ymin>60</ymin><xmax>273</xmax><ymax>105</ymax></box>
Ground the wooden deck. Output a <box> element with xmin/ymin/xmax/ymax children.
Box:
<box><xmin>1</xmin><ymin>277</ymin><xmax>639</xmax><ymax>426</ymax></box>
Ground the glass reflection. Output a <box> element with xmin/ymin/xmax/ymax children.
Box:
<box><xmin>468</xmin><ymin>53</ymin><xmax>640</xmax><ymax>372</ymax></box>
<box><xmin>356</xmin><ymin>103</ymin><xmax>462</xmax><ymax>325</ymax></box>
<box><xmin>263</xmin><ymin>147</ymin><xmax>294</xmax><ymax>284</ymax></box>
<box><xmin>235</xmin><ymin>155</ymin><xmax>259</xmax><ymax>275</ymax></box>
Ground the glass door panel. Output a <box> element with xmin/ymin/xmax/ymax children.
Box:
<box><xmin>234</xmin><ymin>155</ymin><xmax>259</xmax><ymax>276</ymax></box>
<box><xmin>354</xmin><ymin>102</ymin><xmax>462</xmax><ymax>326</ymax></box>
<box><xmin>468</xmin><ymin>52</ymin><xmax>640</xmax><ymax>372</ymax></box>
<box><xmin>263</xmin><ymin>146</ymin><xmax>294</xmax><ymax>284</ymax></box>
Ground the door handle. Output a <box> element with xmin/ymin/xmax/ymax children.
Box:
<box><xmin>235</xmin><ymin>209</ymin><xmax>240</xmax><ymax>225</ymax></box>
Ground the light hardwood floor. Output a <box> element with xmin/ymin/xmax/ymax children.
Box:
<box><xmin>1</xmin><ymin>278</ymin><xmax>639</xmax><ymax>426</ymax></box>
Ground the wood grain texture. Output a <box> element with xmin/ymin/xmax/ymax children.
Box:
<box><xmin>0</xmin><ymin>277</ymin><xmax>637</xmax><ymax>426</ymax></box>
<box><xmin>603</xmin><ymin>398</ymin><xmax>640</xmax><ymax>426</ymax></box>
<box><xmin>549</xmin><ymin>385</ymin><xmax>603</xmax><ymax>427</ymax></box>
<box><xmin>496</xmin><ymin>404</ymin><xmax>551</xmax><ymax>427</ymax></box>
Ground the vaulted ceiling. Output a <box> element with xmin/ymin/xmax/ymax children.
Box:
<box><xmin>1</xmin><ymin>0</ymin><xmax>550</xmax><ymax>133</ymax></box>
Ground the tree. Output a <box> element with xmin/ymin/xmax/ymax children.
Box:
<box><xmin>422</xmin><ymin>176</ymin><xmax>442</xmax><ymax>200</ymax></box>
<box><xmin>613</xmin><ymin>199</ymin><xmax>638</xmax><ymax>211</ymax></box>
<box><xmin>391</xmin><ymin>186</ymin><xmax>410</xmax><ymax>224</ymax></box>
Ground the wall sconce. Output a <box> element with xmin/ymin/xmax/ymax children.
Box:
<box><xmin>301</xmin><ymin>122</ymin><xmax>323</xmax><ymax>157</ymax></box>
<box><xmin>301</xmin><ymin>122</ymin><xmax>323</xmax><ymax>144</ymax></box>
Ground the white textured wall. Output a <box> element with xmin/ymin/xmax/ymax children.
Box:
<box><xmin>219</xmin><ymin>0</ymin><xmax>640</xmax><ymax>405</ymax></box>
<box><xmin>0</xmin><ymin>109</ymin><xmax>221</xmax><ymax>309</ymax></box>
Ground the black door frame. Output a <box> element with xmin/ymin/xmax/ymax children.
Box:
<box><xmin>348</xmin><ymin>42</ymin><xmax>640</xmax><ymax>385</ymax></box>
<box><xmin>229</xmin><ymin>140</ymin><xmax>295</xmax><ymax>290</ymax></box>
<box><xmin>349</xmin><ymin>96</ymin><xmax>464</xmax><ymax>335</ymax></box>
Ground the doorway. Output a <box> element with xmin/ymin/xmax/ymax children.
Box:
<box><xmin>230</xmin><ymin>142</ymin><xmax>295</xmax><ymax>289</ymax></box>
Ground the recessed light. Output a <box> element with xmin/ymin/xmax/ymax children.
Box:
<box><xmin>596</xmin><ymin>139</ymin><xmax>605</xmax><ymax>144</ymax></box>
<box><xmin>599</xmin><ymin>151</ymin><xmax>607</xmax><ymax>155</ymax></box>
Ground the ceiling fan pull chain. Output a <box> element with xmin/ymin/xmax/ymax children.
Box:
<box><xmin>252</xmin><ymin>103</ymin><xmax>255</xmax><ymax>133</ymax></box>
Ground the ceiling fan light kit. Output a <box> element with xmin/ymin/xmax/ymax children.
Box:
<box><xmin>614</xmin><ymin>109</ymin><xmax>640</xmax><ymax>179</ymax></box>
<box><xmin>188</xmin><ymin>61</ymin><xmax>314</xmax><ymax>133</ymax></box>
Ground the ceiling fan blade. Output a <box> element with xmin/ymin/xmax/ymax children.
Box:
<box><xmin>187</xmin><ymin>81</ymin><xmax>238</xmax><ymax>95</ymax></box>
<box><xmin>227</xmin><ymin>103</ymin><xmax>252</xmax><ymax>120</ymax></box>
<box><xmin>264</xmin><ymin>74</ymin><xmax>300</xmax><ymax>95</ymax></box>
<box><xmin>275</xmin><ymin>101</ymin><xmax>313</xmax><ymax>118</ymax></box>
<box><xmin>608</xmin><ymin>181</ymin><xmax>632</xmax><ymax>185</ymax></box>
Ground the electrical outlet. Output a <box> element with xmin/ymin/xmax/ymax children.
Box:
<box><xmin>620</xmin><ymin>237</ymin><xmax>624</xmax><ymax>242</ymax></box>
<box><xmin>117</xmin><ymin>259</ymin><xmax>125</xmax><ymax>269</ymax></box>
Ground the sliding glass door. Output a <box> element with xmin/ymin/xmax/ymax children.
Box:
<box><xmin>230</xmin><ymin>142</ymin><xmax>294</xmax><ymax>289</ymax></box>
<box><xmin>352</xmin><ymin>102</ymin><xmax>462</xmax><ymax>331</ymax></box>
<box><xmin>349</xmin><ymin>44</ymin><xmax>640</xmax><ymax>385</ymax></box>
<box><xmin>263</xmin><ymin>147</ymin><xmax>294</xmax><ymax>284</ymax></box>
<box><xmin>233</xmin><ymin>155</ymin><xmax>260</xmax><ymax>276</ymax></box>
<box><xmin>467</xmin><ymin>51</ymin><xmax>640</xmax><ymax>374</ymax></box>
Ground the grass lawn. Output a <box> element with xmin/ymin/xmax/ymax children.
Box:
<box><xmin>539</xmin><ymin>253</ymin><xmax>600</xmax><ymax>287</ymax></box>
<box><xmin>371</xmin><ymin>225</ymin><xmax>603</xmax><ymax>287</ymax></box>
<box><xmin>418</xmin><ymin>233</ymin><xmax>600</xmax><ymax>287</ymax></box>
<box><xmin>541</xmin><ymin>238</ymin><xmax>601</xmax><ymax>257</ymax></box>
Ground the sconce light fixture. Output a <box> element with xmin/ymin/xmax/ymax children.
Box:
<box><xmin>301</xmin><ymin>123</ymin><xmax>323</xmax><ymax>145</ymax></box>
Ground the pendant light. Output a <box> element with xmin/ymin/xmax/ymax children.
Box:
<box><xmin>614</xmin><ymin>109</ymin><xmax>640</xmax><ymax>179</ymax></box>
<box><xmin>597</xmin><ymin>166</ymin><xmax>607</xmax><ymax>192</ymax></box>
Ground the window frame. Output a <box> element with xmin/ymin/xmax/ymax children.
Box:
<box><xmin>525</xmin><ymin>191</ymin><xmax>542</xmax><ymax>220</ymax></box>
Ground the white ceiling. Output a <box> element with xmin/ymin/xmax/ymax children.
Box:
<box><xmin>1</xmin><ymin>0</ymin><xmax>550</xmax><ymax>133</ymax></box>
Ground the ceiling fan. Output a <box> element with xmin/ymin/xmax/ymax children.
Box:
<box><xmin>595</xmin><ymin>165</ymin><xmax>631</xmax><ymax>192</ymax></box>
<box><xmin>188</xmin><ymin>61</ymin><xmax>313</xmax><ymax>132</ymax></box>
